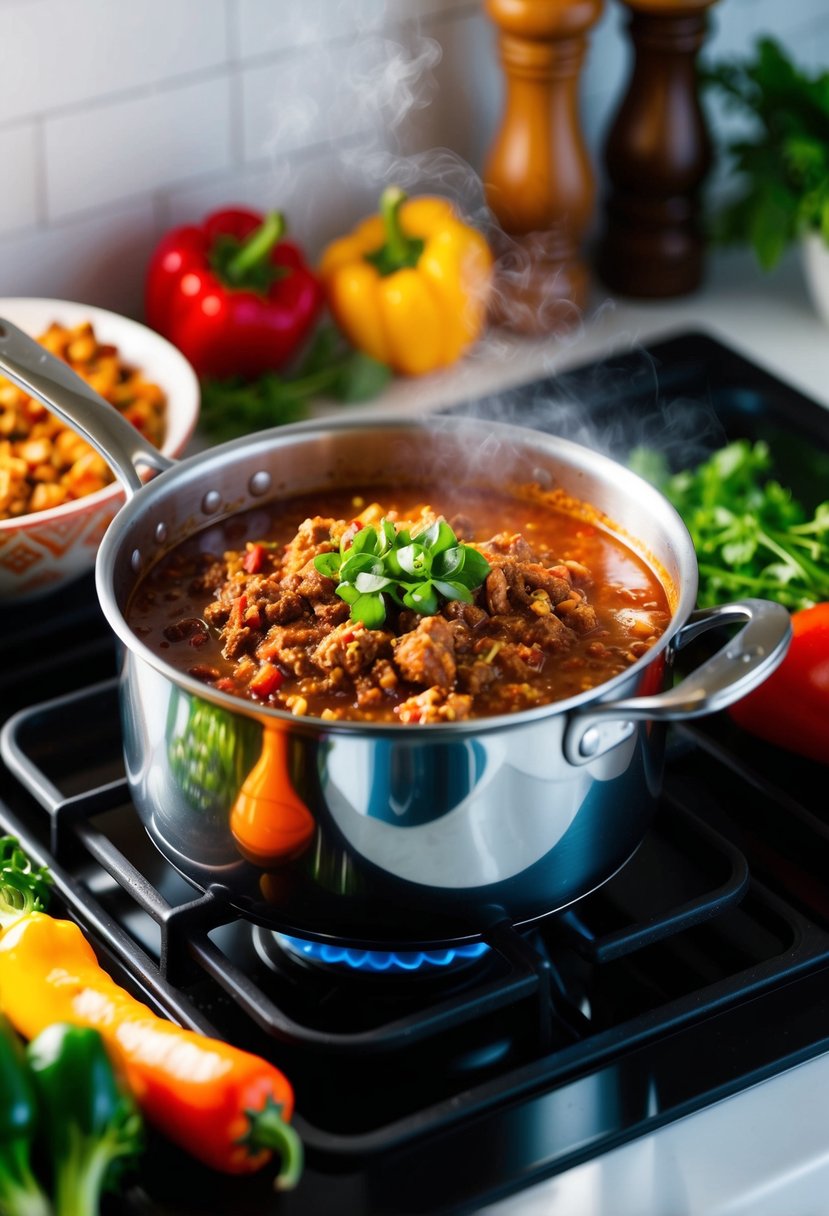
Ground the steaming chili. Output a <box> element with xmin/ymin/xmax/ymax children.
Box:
<box><xmin>126</xmin><ymin>485</ymin><xmax>671</xmax><ymax>723</ymax></box>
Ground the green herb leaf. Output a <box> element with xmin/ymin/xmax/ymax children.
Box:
<box><xmin>433</xmin><ymin>578</ymin><xmax>473</xmax><ymax>603</ymax></box>
<box><xmin>354</xmin><ymin>571</ymin><xmax>393</xmax><ymax>593</ymax></box>
<box><xmin>313</xmin><ymin>517</ymin><xmax>491</xmax><ymax>628</ymax></box>
<box><xmin>315</xmin><ymin>552</ymin><xmax>342</xmax><ymax>578</ymax></box>
<box><xmin>198</xmin><ymin>325</ymin><xmax>392</xmax><ymax>442</ymax></box>
<box><xmin>702</xmin><ymin>36</ymin><xmax>829</xmax><ymax>268</ymax></box>
<box><xmin>397</xmin><ymin>543</ymin><xmax>431</xmax><ymax>578</ymax></box>
<box><xmin>629</xmin><ymin>438</ymin><xmax>829</xmax><ymax>610</ymax></box>
<box><xmin>351</xmin><ymin>591</ymin><xmax>387</xmax><ymax>628</ymax></box>
<box><xmin>403</xmin><ymin>584</ymin><xmax>439</xmax><ymax>615</ymax></box>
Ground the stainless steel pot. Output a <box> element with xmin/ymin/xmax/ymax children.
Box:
<box><xmin>0</xmin><ymin>317</ymin><xmax>792</xmax><ymax>948</ymax></box>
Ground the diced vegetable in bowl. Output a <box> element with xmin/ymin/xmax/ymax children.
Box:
<box><xmin>0</xmin><ymin>297</ymin><xmax>199</xmax><ymax>603</ymax></box>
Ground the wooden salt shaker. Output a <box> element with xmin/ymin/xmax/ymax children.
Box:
<box><xmin>596</xmin><ymin>0</ymin><xmax>720</xmax><ymax>298</ymax></box>
<box><xmin>482</xmin><ymin>0</ymin><xmax>603</xmax><ymax>335</ymax></box>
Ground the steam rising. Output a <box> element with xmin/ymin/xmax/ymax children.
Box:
<box><xmin>345</xmin><ymin>35</ymin><xmax>442</xmax><ymax>134</ymax></box>
<box><xmin>258</xmin><ymin>7</ymin><xmax>722</xmax><ymax>474</ymax></box>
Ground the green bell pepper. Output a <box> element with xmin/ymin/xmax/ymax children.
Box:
<box><xmin>25</xmin><ymin>1023</ymin><xmax>143</xmax><ymax>1216</ymax></box>
<box><xmin>0</xmin><ymin>1012</ymin><xmax>52</xmax><ymax>1216</ymax></box>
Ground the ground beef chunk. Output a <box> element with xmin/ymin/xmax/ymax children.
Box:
<box><xmin>190</xmin><ymin>556</ymin><xmax>232</xmax><ymax>595</ymax></box>
<box><xmin>485</xmin><ymin>567</ymin><xmax>511</xmax><ymax>616</ymax></box>
<box><xmin>520</xmin><ymin>563</ymin><xmax>573</xmax><ymax>603</ymax></box>
<box><xmin>204</xmin><ymin>575</ymin><xmax>303</xmax><ymax>630</ymax></box>
<box><xmin>312</xmin><ymin>598</ymin><xmax>351</xmax><ymax>627</ymax></box>
<box><xmin>556</xmin><ymin>598</ymin><xmax>599</xmax><ymax>634</ymax></box>
<box><xmin>481</xmin><ymin>532</ymin><xmax>535</xmax><ymax>561</ymax></box>
<box><xmin>281</xmin><ymin>516</ymin><xmax>337</xmax><ymax>577</ymax></box>
<box><xmin>255</xmin><ymin>623</ymin><xmax>325</xmax><ymax>676</ymax></box>
<box><xmin>494</xmin><ymin>642</ymin><xmax>550</xmax><ymax>681</ymax></box>
<box><xmin>483</xmin><ymin>556</ymin><xmax>574</xmax><ymax>615</ymax></box>
<box><xmin>442</xmin><ymin>600</ymin><xmax>489</xmax><ymax>630</ymax></box>
<box><xmin>312</xmin><ymin>622</ymin><xmax>392</xmax><ymax>676</ymax></box>
<box><xmin>263</xmin><ymin>590</ymin><xmax>305</xmax><ymax>625</ymax></box>
<box><xmin>354</xmin><ymin>658</ymin><xmax>400</xmax><ymax>708</ymax></box>
<box><xmin>525</xmin><ymin>611</ymin><xmax>577</xmax><ymax>649</ymax></box>
<box><xmin>394</xmin><ymin>616</ymin><xmax>457</xmax><ymax>690</ymax></box>
<box><xmin>456</xmin><ymin>659</ymin><xmax>498</xmax><ymax>696</ymax></box>
<box><xmin>296</xmin><ymin>567</ymin><xmax>337</xmax><ymax>602</ymax></box>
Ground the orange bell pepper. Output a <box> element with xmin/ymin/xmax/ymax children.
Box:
<box><xmin>318</xmin><ymin>185</ymin><xmax>493</xmax><ymax>376</ymax></box>
<box><xmin>0</xmin><ymin>839</ymin><xmax>303</xmax><ymax>1190</ymax></box>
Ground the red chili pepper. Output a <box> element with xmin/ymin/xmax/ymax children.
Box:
<box><xmin>728</xmin><ymin>602</ymin><xmax>828</xmax><ymax>764</ymax></box>
<box><xmin>145</xmin><ymin>208</ymin><xmax>324</xmax><ymax>379</ymax></box>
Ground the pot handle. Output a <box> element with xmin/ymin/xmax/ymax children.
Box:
<box><xmin>0</xmin><ymin>314</ymin><xmax>173</xmax><ymax>498</ymax></box>
<box><xmin>563</xmin><ymin>598</ymin><xmax>792</xmax><ymax>765</ymax></box>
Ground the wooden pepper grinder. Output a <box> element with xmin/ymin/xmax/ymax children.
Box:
<box><xmin>482</xmin><ymin>0</ymin><xmax>603</xmax><ymax>335</ymax></box>
<box><xmin>596</xmin><ymin>0</ymin><xmax>720</xmax><ymax>298</ymax></box>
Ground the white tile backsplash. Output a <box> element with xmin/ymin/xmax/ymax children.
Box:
<box><xmin>0</xmin><ymin>0</ymin><xmax>227</xmax><ymax>124</ymax></box>
<box><xmin>0</xmin><ymin>0</ymin><xmax>825</xmax><ymax>319</ymax></box>
<box><xmin>236</xmin><ymin>0</ymin><xmax>383</xmax><ymax>57</ymax></box>
<box><xmin>0</xmin><ymin>202</ymin><xmax>157</xmax><ymax>316</ymax></box>
<box><xmin>44</xmin><ymin>77</ymin><xmax>233</xmax><ymax>222</ymax></box>
<box><xmin>0</xmin><ymin>123</ymin><xmax>40</xmax><ymax>233</ymax></box>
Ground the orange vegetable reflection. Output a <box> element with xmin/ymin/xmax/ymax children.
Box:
<box><xmin>230</xmin><ymin>726</ymin><xmax>315</xmax><ymax>866</ymax></box>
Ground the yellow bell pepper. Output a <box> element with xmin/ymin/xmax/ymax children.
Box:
<box><xmin>318</xmin><ymin>186</ymin><xmax>493</xmax><ymax>377</ymax></box>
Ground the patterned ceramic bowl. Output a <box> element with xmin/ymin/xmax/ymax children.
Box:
<box><xmin>0</xmin><ymin>298</ymin><xmax>200</xmax><ymax>602</ymax></box>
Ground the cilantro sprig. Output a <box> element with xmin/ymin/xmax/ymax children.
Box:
<box><xmin>629</xmin><ymin>438</ymin><xmax>829</xmax><ymax>610</ymax></box>
<box><xmin>314</xmin><ymin>518</ymin><xmax>491</xmax><ymax>628</ymax></box>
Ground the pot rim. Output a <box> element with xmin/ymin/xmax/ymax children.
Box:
<box><xmin>95</xmin><ymin>411</ymin><xmax>699</xmax><ymax>736</ymax></box>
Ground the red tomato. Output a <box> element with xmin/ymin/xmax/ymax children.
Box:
<box><xmin>728</xmin><ymin>602</ymin><xmax>829</xmax><ymax>764</ymax></box>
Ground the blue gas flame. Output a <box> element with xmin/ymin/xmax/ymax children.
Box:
<box><xmin>276</xmin><ymin>934</ymin><xmax>490</xmax><ymax>973</ymax></box>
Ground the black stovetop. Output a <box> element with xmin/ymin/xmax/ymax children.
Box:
<box><xmin>2</xmin><ymin>329</ymin><xmax>829</xmax><ymax>1216</ymax></box>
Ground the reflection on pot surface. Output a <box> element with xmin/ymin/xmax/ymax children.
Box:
<box><xmin>121</xmin><ymin>649</ymin><xmax>666</xmax><ymax>943</ymax></box>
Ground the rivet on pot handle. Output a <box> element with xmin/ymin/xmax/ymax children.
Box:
<box><xmin>563</xmin><ymin>599</ymin><xmax>793</xmax><ymax>765</ymax></box>
<box><xmin>0</xmin><ymin>314</ymin><xmax>173</xmax><ymax>498</ymax></box>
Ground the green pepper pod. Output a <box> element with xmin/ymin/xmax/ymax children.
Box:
<box><xmin>25</xmin><ymin>1023</ymin><xmax>142</xmax><ymax>1216</ymax></box>
<box><xmin>0</xmin><ymin>1013</ymin><xmax>52</xmax><ymax>1216</ymax></box>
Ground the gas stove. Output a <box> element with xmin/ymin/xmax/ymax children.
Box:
<box><xmin>1</xmin><ymin>330</ymin><xmax>828</xmax><ymax>1215</ymax></box>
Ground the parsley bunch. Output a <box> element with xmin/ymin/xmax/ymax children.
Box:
<box><xmin>703</xmin><ymin>37</ymin><xmax>829</xmax><ymax>269</ymax></box>
<box><xmin>630</xmin><ymin>439</ymin><xmax>829</xmax><ymax>610</ymax></box>
<box><xmin>199</xmin><ymin>326</ymin><xmax>392</xmax><ymax>442</ymax></box>
<box><xmin>314</xmin><ymin>518</ymin><xmax>491</xmax><ymax>628</ymax></box>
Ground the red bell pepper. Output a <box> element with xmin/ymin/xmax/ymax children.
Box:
<box><xmin>145</xmin><ymin>208</ymin><xmax>324</xmax><ymax>379</ymax></box>
<box><xmin>727</xmin><ymin>602</ymin><xmax>829</xmax><ymax>764</ymax></box>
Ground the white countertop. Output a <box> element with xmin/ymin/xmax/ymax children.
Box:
<box><xmin>339</xmin><ymin>246</ymin><xmax>829</xmax><ymax>1216</ymax></box>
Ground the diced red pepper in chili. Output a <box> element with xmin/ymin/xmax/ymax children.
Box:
<box><xmin>244</xmin><ymin>605</ymin><xmax>263</xmax><ymax>630</ymax></box>
<box><xmin>249</xmin><ymin>661</ymin><xmax>284</xmax><ymax>698</ymax></box>
<box><xmin>243</xmin><ymin>544</ymin><xmax>266</xmax><ymax>574</ymax></box>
